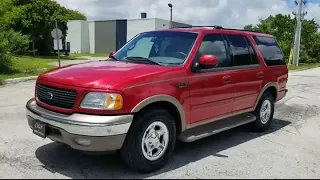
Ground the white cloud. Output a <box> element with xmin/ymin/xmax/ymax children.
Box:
<box><xmin>55</xmin><ymin>0</ymin><xmax>320</xmax><ymax>28</ymax></box>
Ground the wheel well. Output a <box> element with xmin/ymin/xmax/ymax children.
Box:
<box><xmin>264</xmin><ymin>86</ymin><xmax>277</xmax><ymax>101</ymax></box>
<box><xmin>135</xmin><ymin>101</ymin><xmax>182</xmax><ymax>134</ymax></box>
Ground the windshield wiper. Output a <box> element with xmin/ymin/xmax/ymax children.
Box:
<box><xmin>108</xmin><ymin>55</ymin><xmax>118</xmax><ymax>61</ymax></box>
<box><xmin>125</xmin><ymin>56</ymin><xmax>162</xmax><ymax>66</ymax></box>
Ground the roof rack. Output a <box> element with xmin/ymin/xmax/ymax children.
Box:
<box><xmin>221</xmin><ymin>28</ymin><xmax>261</xmax><ymax>33</ymax></box>
<box><xmin>175</xmin><ymin>25</ymin><xmax>261</xmax><ymax>33</ymax></box>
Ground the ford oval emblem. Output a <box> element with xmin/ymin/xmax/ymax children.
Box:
<box><xmin>46</xmin><ymin>92</ymin><xmax>53</xmax><ymax>100</ymax></box>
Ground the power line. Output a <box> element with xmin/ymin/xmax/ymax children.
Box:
<box><xmin>304</xmin><ymin>2</ymin><xmax>320</xmax><ymax>26</ymax></box>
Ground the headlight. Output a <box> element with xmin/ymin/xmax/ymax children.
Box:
<box><xmin>80</xmin><ymin>92</ymin><xmax>123</xmax><ymax>110</ymax></box>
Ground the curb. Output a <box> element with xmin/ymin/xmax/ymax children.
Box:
<box><xmin>289</xmin><ymin>66</ymin><xmax>319</xmax><ymax>72</ymax></box>
<box><xmin>0</xmin><ymin>76</ymin><xmax>38</xmax><ymax>86</ymax></box>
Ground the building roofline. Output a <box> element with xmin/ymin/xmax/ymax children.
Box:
<box><xmin>68</xmin><ymin>18</ymin><xmax>190</xmax><ymax>25</ymax></box>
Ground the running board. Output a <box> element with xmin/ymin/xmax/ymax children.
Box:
<box><xmin>178</xmin><ymin>113</ymin><xmax>256</xmax><ymax>142</ymax></box>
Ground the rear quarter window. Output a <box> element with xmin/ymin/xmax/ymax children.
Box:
<box><xmin>253</xmin><ymin>36</ymin><xmax>285</xmax><ymax>66</ymax></box>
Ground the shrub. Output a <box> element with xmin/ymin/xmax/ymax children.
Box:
<box><xmin>0</xmin><ymin>31</ymin><xmax>12</xmax><ymax>73</ymax></box>
<box><xmin>6</xmin><ymin>29</ymin><xmax>30</xmax><ymax>55</ymax></box>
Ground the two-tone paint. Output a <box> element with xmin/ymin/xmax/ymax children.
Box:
<box><xmin>35</xmin><ymin>27</ymin><xmax>288</xmax><ymax>136</ymax></box>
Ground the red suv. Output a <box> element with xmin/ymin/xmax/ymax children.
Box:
<box><xmin>26</xmin><ymin>26</ymin><xmax>288</xmax><ymax>173</ymax></box>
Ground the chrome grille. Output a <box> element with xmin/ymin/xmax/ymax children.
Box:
<box><xmin>36</xmin><ymin>84</ymin><xmax>77</xmax><ymax>109</ymax></box>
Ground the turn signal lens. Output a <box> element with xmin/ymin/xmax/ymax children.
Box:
<box><xmin>104</xmin><ymin>93</ymin><xmax>123</xmax><ymax>110</ymax></box>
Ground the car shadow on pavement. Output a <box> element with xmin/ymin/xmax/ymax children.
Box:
<box><xmin>35</xmin><ymin>118</ymin><xmax>291</xmax><ymax>179</ymax></box>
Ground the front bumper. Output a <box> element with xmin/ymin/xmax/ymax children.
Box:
<box><xmin>26</xmin><ymin>98</ymin><xmax>133</xmax><ymax>151</ymax></box>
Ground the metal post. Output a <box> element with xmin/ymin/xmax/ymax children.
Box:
<box><xmin>32</xmin><ymin>25</ymin><xmax>35</xmax><ymax>56</ymax></box>
<box><xmin>293</xmin><ymin>0</ymin><xmax>303</xmax><ymax>66</ymax></box>
<box><xmin>168</xmin><ymin>4</ymin><xmax>173</xmax><ymax>28</ymax></box>
<box><xmin>55</xmin><ymin>20</ymin><xmax>61</xmax><ymax>67</ymax></box>
<box><xmin>170</xmin><ymin>7</ymin><xmax>172</xmax><ymax>28</ymax></box>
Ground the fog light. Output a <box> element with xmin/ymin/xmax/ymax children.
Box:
<box><xmin>74</xmin><ymin>138</ymin><xmax>91</xmax><ymax>146</ymax></box>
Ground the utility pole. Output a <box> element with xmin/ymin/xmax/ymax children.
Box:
<box><xmin>292</xmin><ymin>0</ymin><xmax>307</xmax><ymax>66</ymax></box>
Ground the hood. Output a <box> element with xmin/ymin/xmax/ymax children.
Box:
<box><xmin>38</xmin><ymin>60</ymin><xmax>170</xmax><ymax>89</ymax></box>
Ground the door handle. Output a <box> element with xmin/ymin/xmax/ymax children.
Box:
<box><xmin>257</xmin><ymin>72</ymin><xmax>264</xmax><ymax>78</ymax></box>
<box><xmin>222</xmin><ymin>75</ymin><xmax>231</xmax><ymax>84</ymax></box>
<box><xmin>177</xmin><ymin>82</ymin><xmax>188</xmax><ymax>88</ymax></box>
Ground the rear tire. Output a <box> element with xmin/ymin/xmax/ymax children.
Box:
<box><xmin>120</xmin><ymin>107</ymin><xmax>176</xmax><ymax>173</ymax></box>
<box><xmin>251</xmin><ymin>92</ymin><xmax>275</xmax><ymax>132</ymax></box>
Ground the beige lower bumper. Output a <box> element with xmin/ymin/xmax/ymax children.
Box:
<box><xmin>27</xmin><ymin>116</ymin><xmax>126</xmax><ymax>151</ymax></box>
<box><xmin>26</xmin><ymin>98</ymin><xmax>133</xmax><ymax>151</ymax></box>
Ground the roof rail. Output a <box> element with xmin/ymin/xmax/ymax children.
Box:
<box><xmin>176</xmin><ymin>25</ymin><xmax>223</xmax><ymax>29</ymax></box>
<box><xmin>221</xmin><ymin>28</ymin><xmax>261</xmax><ymax>33</ymax></box>
<box><xmin>174</xmin><ymin>25</ymin><xmax>261</xmax><ymax>33</ymax></box>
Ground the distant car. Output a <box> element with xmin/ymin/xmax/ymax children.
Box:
<box><xmin>26</xmin><ymin>26</ymin><xmax>288</xmax><ymax>173</ymax></box>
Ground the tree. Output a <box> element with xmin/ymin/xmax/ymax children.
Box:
<box><xmin>244</xmin><ymin>14</ymin><xmax>320</xmax><ymax>63</ymax></box>
<box><xmin>1</xmin><ymin>0</ymin><xmax>86</xmax><ymax>55</ymax></box>
<box><xmin>0</xmin><ymin>0</ymin><xmax>28</xmax><ymax>72</ymax></box>
<box><xmin>0</xmin><ymin>31</ymin><xmax>12</xmax><ymax>73</ymax></box>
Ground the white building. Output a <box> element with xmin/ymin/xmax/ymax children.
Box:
<box><xmin>66</xmin><ymin>14</ymin><xmax>191</xmax><ymax>54</ymax></box>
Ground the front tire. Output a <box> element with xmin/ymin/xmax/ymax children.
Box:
<box><xmin>251</xmin><ymin>92</ymin><xmax>275</xmax><ymax>132</ymax></box>
<box><xmin>120</xmin><ymin>107</ymin><xmax>176</xmax><ymax>173</ymax></box>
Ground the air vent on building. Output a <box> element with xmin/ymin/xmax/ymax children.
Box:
<box><xmin>141</xmin><ymin>12</ymin><xmax>147</xmax><ymax>19</ymax></box>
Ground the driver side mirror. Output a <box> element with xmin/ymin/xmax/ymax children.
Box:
<box><xmin>199</xmin><ymin>54</ymin><xmax>218</xmax><ymax>67</ymax></box>
<box><xmin>109</xmin><ymin>51</ymin><xmax>115</xmax><ymax>56</ymax></box>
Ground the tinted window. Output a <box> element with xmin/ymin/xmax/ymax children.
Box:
<box><xmin>253</xmin><ymin>36</ymin><xmax>285</xmax><ymax>66</ymax></box>
<box><xmin>226</xmin><ymin>34</ymin><xmax>257</xmax><ymax>66</ymax></box>
<box><xmin>246</xmin><ymin>38</ymin><xmax>259</xmax><ymax>64</ymax></box>
<box><xmin>197</xmin><ymin>34</ymin><xmax>230</xmax><ymax>68</ymax></box>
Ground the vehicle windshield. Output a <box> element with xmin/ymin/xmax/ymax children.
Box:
<box><xmin>113</xmin><ymin>31</ymin><xmax>198</xmax><ymax>66</ymax></box>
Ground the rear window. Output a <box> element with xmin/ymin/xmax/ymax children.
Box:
<box><xmin>253</xmin><ymin>36</ymin><xmax>285</xmax><ymax>66</ymax></box>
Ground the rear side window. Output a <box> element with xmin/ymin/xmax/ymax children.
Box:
<box><xmin>253</xmin><ymin>36</ymin><xmax>285</xmax><ymax>66</ymax></box>
<box><xmin>247</xmin><ymin>39</ymin><xmax>259</xmax><ymax>65</ymax></box>
<box><xmin>226</xmin><ymin>34</ymin><xmax>259</xmax><ymax>66</ymax></box>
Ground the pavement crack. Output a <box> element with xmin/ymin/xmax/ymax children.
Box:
<box><xmin>282</xmin><ymin>128</ymin><xmax>300</xmax><ymax>135</ymax></box>
<box><xmin>286</xmin><ymin>124</ymin><xmax>302</xmax><ymax>135</ymax></box>
<box><xmin>260</xmin><ymin>137</ymin><xmax>286</xmax><ymax>147</ymax></box>
<box><xmin>266</xmin><ymin>168</ymin><xmax>276</xmax><ymax>179</ymax></box>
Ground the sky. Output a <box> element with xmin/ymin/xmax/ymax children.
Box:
<box><xmin>55</xmin><ymin>0</ymin><xmax>320</xmax><ymax>28</ymax></box>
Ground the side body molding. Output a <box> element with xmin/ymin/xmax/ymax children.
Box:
<box><xmin>131</xmin><ymin>95</ymin><xmax>187</xmax><ymax>132</ymax></box>
<box><xmin>130</xmin><ymin>83</ymin><xmax>279</xmax><ymax>134</ymax></box>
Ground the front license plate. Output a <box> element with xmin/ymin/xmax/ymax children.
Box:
<box><xmin>33</xmin><ymin>120</ymin><xmax>46</xmax><ymax>138</ymax></box>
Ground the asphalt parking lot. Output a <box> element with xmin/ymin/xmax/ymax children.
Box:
<box><xmin>1</xmin><ymin>68</ymin><xmax>320</xmax><ymax>179</ymax></box>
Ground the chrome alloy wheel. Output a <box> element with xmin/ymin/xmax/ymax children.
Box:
<box><xmin>260</xmin><ymin>99</ymin><xmax>271</xmax><ymax>124</ymax></box>
<box><xmin>141</xmin><ymin>121</ymin><xmax>169</xmax><ymax>161</ymax></box>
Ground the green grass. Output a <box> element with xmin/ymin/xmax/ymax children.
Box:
<box><xmin>0</xmin><ymin>54</ymin><xmax>108</xmax><ymax>82</ymax></box>
<box><xmin>69</xmin><ymin>53</ymin><xmax>109</xmax><ymax>58</ymax></box>
<box><xmin>0</xmin><ymin>56</ymin><xmax>57</xmax><ymax>81</ymax></box>
<box><xmin>288</xmin><ymin>63</ymin><xmax>320</xmax><ymax>71</ymax></box>
<box><xmin>35</xmin><ymin>54</ymin><xmax>84</xmax><ymax>60</ymax></box>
